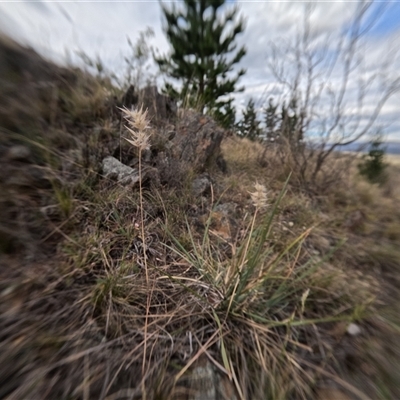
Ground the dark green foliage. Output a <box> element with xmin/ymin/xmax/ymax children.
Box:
<box><xmin>212</xmin><ymin>99</ymin><xmax>236</xmax><ymax>129</ymax></box>
<box><xmin>358</xmin><ymin>139</ymin><xmax>388</xmax><ymax>184</ymax></box>
<box><xmin>237</xmin><ymin>98</ymin><xmax>261</xmax><ymax>140</ymax></box>
<box><xmin>261</xmin><ymin>97</ymin><xmax>304</xmax><ymax>146</ymax></box>
<box><xmin>280</xmin><ymin>98</ymin><xmax>303</xmax><ymax>144</ymax></box>
<box><xmin>156</xmin><ymin>0</ymin><xmax>246</xmax><ymax>127</ymax></box>
<box><xmin>264</xmin><ymin>97</ymin><xmax>279</xmax><ymax>141</ymax></box>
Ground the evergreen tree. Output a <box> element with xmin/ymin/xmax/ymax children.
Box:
<box><xmin>280</xmin><ymin>98</ymin><xmax>303</xmax><ymax>144</ymax></box>
<box><xmin>264</xmin><ymin>97</ymin><xmax>279</xmax><ymax>141</ymax></box>
<box><xmin>156</xmin><ymin>0</ymin><xmax>246</xmax><ymax>127</ymax></box>
<box><xmin>237</xmin><ymin>98</ymin><xmax>261</xmax><ymax>140</ymax></box>
<box><xmin>213</xmin><ymin>99</ymin><xmax>236</xmax><ymax>130</ymax></box>
<box><xmin>358</xmin><ymin>138</ymin><xmax>388</xmax><ymax>184</ymax></box>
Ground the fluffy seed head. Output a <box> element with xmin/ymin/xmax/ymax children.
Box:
<box><xmin>120</xmin><ymin>106</ymin><xmax>151</xmax><ymax>150</ymax></box>
<box><xmin>249</xmin><ymin>182</ymin><xmax>268</xmax><ymax>209</ymax></box>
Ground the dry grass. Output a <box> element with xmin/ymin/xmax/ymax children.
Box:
<box><xmin>0</xmin><ymin>177</ymin><xmax>375</xmax><ymax>399</ymax></box>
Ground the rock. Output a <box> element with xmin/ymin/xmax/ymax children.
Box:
<box><xmin>102</xmin><ymin>156</ymin><xmax>159</xmax><ymax>187</ymax></box>
<box><xmin>346</xmin><ymin>323</ymin><xmax>361</xmax><ymax>336</ymax></box>
<box><xmin>192</xmin><ymin>175</ymin><xmax>212</xmax><ymax>196</ymax></box>
<box><xmin>6</xmin><ymin>145</ymin><xmax>32</xmax><ymax>162</ymax></box>
<box><xmin>214</xmin><ymin>202</ymin><xmax>238</xmax><ymax>216</ymax></box>
<box><xmin>118</xmin><ymin>96</ymin><xmax>225</xmax><ymax>177</ymax></box>
<box><xmin>174</xmin><ymin>356</ymin><xmax>238</xmax><ymax>400</ymax></box>
<box><xmin>120</xmin><ymin>85</ymin><xmax>177</xmax><ymax>121</ymax></box>
<box><xmin>102</xmin><ymin>156</ymin><xmax>140</xmax><ymax>187</ymax></box>
<box><xmin>171</xmin><ymin>110</ymin><xmax>225</xmax><ymax>172</ymax></box>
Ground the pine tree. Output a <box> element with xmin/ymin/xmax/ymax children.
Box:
<box><xmin>237</xmin><ymin>98</ymin><xmax>261</xmax><ymax>140</ymax></box>
<box><xmin>358</xmin><ymin>138</ymin><xmax>388</xmax><ymax>184</ymax></box>
<box><xmin>280</xmin><ymin>98</ymin><xmax>303</xmax><ymax>144</ymax></box>
<box><xmin>156</xmin><ymin>0</ymin><xmax>246</xmax><ymax>127</ymax></box>
<box><xmin>264</xmin><ymin>97</ymin><xmax>279</xmax><ymax>141</ymax></box>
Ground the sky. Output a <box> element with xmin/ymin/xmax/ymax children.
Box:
<box><xmin>0</xmin><ymin>0</ymin><xmax>399</xmax><ymax>142</ymax></box>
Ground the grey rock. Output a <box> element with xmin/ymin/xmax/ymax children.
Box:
<box><xmin>347</xmin><ymin>323</ymin><xmax>361</xmax><ymax>336</ymax></box>
<box><xmin>214</xmin><ymin>202</ymin><xmax>238</xmax><ymax>217</ymax></box>
<box><xmin>192</xmin><ymin>175</ymin><xmax>211</xmax><ymax>196</ymax></box>
<box><xmin>121</xmin><ymin>85</ymin><xmax>177</xmax><ymax>121</ymax></box>
<box><xmin>102</xmin><ymin>156</ymin><xmax>159</xmax><ymax>187</ymax></box>
<box><xmin>102</xmin><ymin>156</ymin><xmax>140</xmax><ymax>187</ymax></box>
<box><xmin>171</xmin><ymin>110</ymin><xmax>225</xmax><ymax>172</ymax></box>
<box><xmin>6</xmin><ymin>145</ymin><xmax>32</xmax><ymax>162</ymax></box>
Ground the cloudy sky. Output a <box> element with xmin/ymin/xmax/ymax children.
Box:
<box><xmin>1</xmin><ymin>0</ymin><xmax>399</xmax><ymax>142</ymax></box>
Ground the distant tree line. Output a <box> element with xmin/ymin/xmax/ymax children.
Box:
<box><xmin>235</xmin><ymin>97</ymin><xmax>304</xmax><ymax>146</ymax></box>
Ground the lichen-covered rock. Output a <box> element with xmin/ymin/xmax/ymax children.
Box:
<box><xmin>171</xmin><ymin>110</ymin><xmax>225</xmax><ymax>173</ymax></box>
<box><xmin>192</xmin><ymin>174</ymin><xmax>212</xmax><ymax>196</ymax></box>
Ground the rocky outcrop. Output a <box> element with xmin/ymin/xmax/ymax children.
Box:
<box><xmin>121</xmin><ymin>85</ymin><xmax>177</xmax><ymax>121</ymax></box>
<box><xmin>169</xmin><ymin>109</ymin><xmax>225</xmax><ymax>173</ymax></box>
<box><xmin>112</xmin><ymin>108</ymin><xmax>227</xmax><ymax>189</ymax></box>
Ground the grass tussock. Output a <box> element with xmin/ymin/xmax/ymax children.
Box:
<box><xmin>1</xmin><ymin>176</ymin><xmax>376</xmax><ymax>399</ymax></box>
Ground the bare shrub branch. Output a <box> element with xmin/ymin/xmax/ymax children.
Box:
<box><xmin>266</xmin><ymin>1</ymin><xmax>400</xmax><ymax>191</ymax></box>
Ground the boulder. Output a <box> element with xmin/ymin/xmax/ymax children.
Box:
<box><xmin>120</xmin><ymin>85</ymin><xmax>177</xmax><ymax>121</ymax></box>
<box><xmin>170</xmin><ymin>110</ymin><xmax>225</xmax><ymax>173</ymax></box>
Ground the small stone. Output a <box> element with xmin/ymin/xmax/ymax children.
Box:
<box><xmin>347</xmin><ymin>323</ymin><xmax>361</xmax><ymax>336</ymax></box>
<box><xmin>288</xmin><ymin>221</ymin><xmax>294</xmax><ymax>227</ymax></box>
<box><xmin>192</xmin><ymin>175</ymin><xmax>211</xmax><ymax>196</ymax></box>
<box><xmin>102</xmin><ymin>156</ymin><xmax>140</xmax><ymax>187</ymax></box>
<box><xmin>6</xmin><ymin>145</ymin><xmax>32</xmax><ymax>162</ymax></box>
<box><xmin>214</xmin><ymin>202</ymin><xmax>237</xmax><ymax>216</ymax></box>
